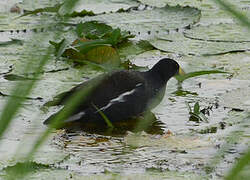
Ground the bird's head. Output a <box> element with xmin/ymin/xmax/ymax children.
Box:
<box><xmin>150</xmin><ymin>58</ymin><xmax>184</xmax><ymax>82</ymax></box>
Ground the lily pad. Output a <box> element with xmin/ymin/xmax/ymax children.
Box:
<box><xmin>151</xmin><ymin>33</ymin><xmax>250</xmax><ymax>56</ymax></box>
<box><xmin>0</xmin><ymin>13</ymin><xmax>56</xmax><ymax>31</ymax></box>
<box><xmin>117</xmin><ymin>40</ymin><xmax>155</xmax><ymax>60</ymax></box>
<box><xmin>221</xmin><ymin>87</ymin><xmax>250</xmax><ymax>111</ymax></box>
<box><xmin>181</xmin><ymin>52</ymin><xmax>250</xmax><ymax>80</ymax></box>
<box><xmin>0</xmin><ymin>60</ymin><xmax>13</xmax><ymax>75</ymax></box>
<box><xmin>20</xmin><ymin>0</ymin><xmax>139</xmax><ymax>17</ymax></box>
<box><xmin>82</xmin><ymin>5</ymin><xmax>201</xmax><ymax>39</ymax></box>
<box><xmin>85</xmin><ymin>45</ymin><xmax>120</xmax><ymax>65</ymax></box>
<box><xmin>138</xmin><ymin>0</ymin><xmax>203</xmax><ymax>8</ymax></box>
<box><xmin>21</xmin><ymin>0</ymin><xmax>63</xmax><ymax>11</ymax></box>
<box><xmin>184</xmin><ymin>23</ymin><xmax>250</xmax><ymax>42</ymax></box>
<box><xmin>59</xmin><ymin>0</ymin><xmax>139</xmax><ymax>15</ymax></box>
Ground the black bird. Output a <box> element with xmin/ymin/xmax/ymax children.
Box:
<box><xmin>43</xmin><ymin>58</ymin><xmax>181</xmax><ymax>128</ymax></box>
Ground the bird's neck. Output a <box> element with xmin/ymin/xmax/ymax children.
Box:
<box><xmin>147</xmin><ymin>69</ymin><xmax>169</xmax><ymax>85</ymax></box>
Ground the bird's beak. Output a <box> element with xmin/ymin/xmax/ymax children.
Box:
<box><xmin>178</xmin><ymin>67</ymin><xmax>185</xmax><ymax>75</ymax></box>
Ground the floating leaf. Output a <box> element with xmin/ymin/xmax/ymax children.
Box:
<box><xmin>73</xmin><ymin>39</ymin><xmax>111</xmax><ymax>53</ymax></box>
<box><xmin>83</xmin><ymin>5</ymin><xmax>201</xmax><ymax>40</ymax></box>
<box><xmin>137</xmin><ymin>0</ymin><xmax>203</xmax><ymax>8</ymax></box>
<box><xmin>118</xmin><ymin>40</ymin><xmax>155</xmax><ymax>60</ymax></box>
<box><xmin>51</xmin><ymin>38</ymin><xmax>120</xmax><ymax>66</ymax></box>
<box><xmin>151</xmin><ymin>31</ymin><xmax>250</xmax><ymax>56</ymax></box>
<box><xmin>184</xmin><ymin>24</ymin><xmax>250</xmax><ymax>43</ymax></box>
<box><xmin>85</xmin><ymin>45</ymin><xmax>120</xmax><ymax>65</ymax></box>
<box><xmin>68</xmin><ymin>9</ymin><xmax>95</xmax><ymax>17</ymax></box>
<box><xmin>59</xmin><ymin>0</ymin><xmax>139</xmax><ymax>15</ymax></box>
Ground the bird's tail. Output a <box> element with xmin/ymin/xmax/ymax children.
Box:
<box><xmin>43</xmin><ymin>109</ymin><xmax>91</xmax><ymax>128</ymax></box>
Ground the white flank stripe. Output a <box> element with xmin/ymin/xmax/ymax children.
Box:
<box><xmin>66</xmin><ymin>111</ymin><xmax>86</xmax><ymax>122</ymax></box>
<box><xmin>98</xmin><ymin>83</ymin><xmax>142</xmax><ymax>112</ymax></box>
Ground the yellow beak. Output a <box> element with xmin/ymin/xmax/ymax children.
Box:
<box><xmin>178</xmin><ymin>67</ymin><xmax>185</xmax><ymax>75</ymax></box>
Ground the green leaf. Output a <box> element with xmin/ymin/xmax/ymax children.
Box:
<box><xmin>226</xmin><ymin>148</ymin><xmax>250</xmax><ymax>180</ymax></box>
<box><xmin>189</xmin><ymin>112</ymin><xmax>202</xmax><ymax>123</ymax></box>
<box><xmin>68</xmin><ymin>9</ymin><xmax>95</xmax><ymax>17</ymax></box>
<box><xmin>75</xmin><ymin>22</ymin><xmax>84</xmax><ymax>37</ymax></box>
<box><xmin>49</xmin><ymin>39</ymin><xmax>69</xmax><ymax>59</ymax></box>
<box><xmin>85</xmin><ymin>45</ymin><xmax>120</xmax><ymax>66</ymax></box>
<box><xmin>193</xmin><ymin>102</ymin><xmax>200</xmax><ymax>114</ymax></box>
<box><xmin>3</xmin><ymin>161</ymin><xmax>49</xmax><ymax>177</ymax></box>
<box><xmin>109</xmin><ymin>28</ymin><xmax>121</xmax><ymax>46</ymax></box>
<box><xmin>75</xmin><ymin>39</ymin><xmax>111</xmax><ymax>53</ymax></box>
<box><xmin>76</xmin><ymin>21</ymin><xmax>113</xmax><ymax>39</ymax></box>
<box><xmin>92</xmin><ymin>103</ymin><xmax>114</xmax><ymax>128</ymax></box>
<box><xmin>175</xmin><ymin>70</ymin><xmax>229</xmax><ymax>83</ymax></box>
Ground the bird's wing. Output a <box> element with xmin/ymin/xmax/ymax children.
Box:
<box><xmin>43</xmin><ymin>74</ymin><xmax>105</xmax><ymax>107</ymax></box>
<box><xmin>86</xmin><ymin>71</ymin><xmax>146</xmax><ymax>107</ymax></box>
<box><xmin>95</xmin><ymin>81</ymin><xmax>147</xmax><ymax>114</ymax></box>
<box><xmin>44</xmin><ymin>71</ymin><xmax>147</xmax><ymax>125</ymax></box>
<box><xmin>64</xmin><ymin>81</ymin><xmax>147</xmax><ymax>124</ymax></box>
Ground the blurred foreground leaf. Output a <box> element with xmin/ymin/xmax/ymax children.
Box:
<box><xmin>213</xmin><ymin>0</ymin><xmax>250</xmax><ymax>28</ymax></box>
<box><xmin>3</xmin><ymin>161</ymin><xmax>50</xmax><ymax>179</ymax></box>
<box><xmin>226</xmin><ymin>144</ymin><xmax>250</xmax><ymax>180</ymax></box>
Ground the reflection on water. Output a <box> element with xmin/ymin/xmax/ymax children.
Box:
<box><xmin>60</xmin><ymin>111</ymin><xmax>164</xmax><ymax>136</ymax></box>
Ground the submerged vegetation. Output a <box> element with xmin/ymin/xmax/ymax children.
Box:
<box><xmin>0</xmin><ymin>0</ymin><xmax>249</xmax><ymax>179</ymax></box>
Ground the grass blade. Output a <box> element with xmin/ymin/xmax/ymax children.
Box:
<box><xmin>92</xmin><ymin>103</ymin><xmax>114</xmax><ymax>128</ymax></box>
<box><xmin>0</xmin><ymin>50</ymin><xmax>51</xmax><ymax>140</ymax></box>
<box><xmin>226</xmin><ymin>149</ymin><xmax>250</xmax><ymax>180</ymax></box>
<box><xmin>175</xmin><ymin>70</ymin><xmax>228</xmax><ymax>83</ymax></box>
